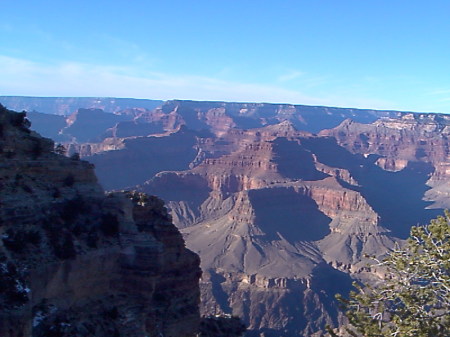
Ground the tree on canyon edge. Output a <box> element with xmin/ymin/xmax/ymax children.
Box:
<box><xmin>329</xmin><ymin>211</ymin><xmax>449</xmax><ymax>337</ymax></box>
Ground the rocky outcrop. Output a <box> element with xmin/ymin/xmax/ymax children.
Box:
<box><xmin>0</xmin><ymin>105</ymin><xmax>202</xmax><ymax>337</ymax></box>
<box><xmin>199</xmin><ymin>315</ymin><xmax>246</xmax><ymax>337</ymax></box>
<box><xmin>321</xmin><ymin>114</ymin><xmax>450</xmax><ymax>167</ymax></box>
<box><xmin>321</xmin><ymin>114</ymin><xmax>450</xmax><ymax>211</ymax></box>
<box><xmin>0</xmin><ymin>97</ymin><xmax>163</xmax><ymax>145</ymax></box>
<box><xmin>4</xmin><ymin>97</ymin><xmax>448</xmax><ymax>336</ymax></box>
<box><xmin>139</xmin><ymin>123</ymin><xmax>404</xmax><ymax>336</ymax></box>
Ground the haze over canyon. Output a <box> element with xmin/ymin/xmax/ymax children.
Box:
<box><xmin>2</xmin><ymin>96</ymin><xmax>449</xmax><ymax>337</ymax></box>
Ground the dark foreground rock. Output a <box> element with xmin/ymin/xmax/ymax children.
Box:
<box><xmin>0</xmin><ymin>105</ymin><xmax>202</xmax><ymax>337</ymax></box>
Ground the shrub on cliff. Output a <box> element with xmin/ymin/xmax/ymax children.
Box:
<box><xmin>54</xmin><ymin>143</ymin><xmax>66</xmax><ymax>155</ymax></box>
<box><xmin>200</xmin><ymin>315</ymin><xmax>247</xmax><ymax>337</ymax></box>
<box><xmin>125</xmin><ymin>191</ymin><xmax>172</xmax><ymax>229</ymax></box>
<box><xmin>9</xmin><ymin>110</ymin><xmax>30</xmax><ymax>130</ymax></box>
<box><xmin>0</xmin><ymin>257</ymin><xmax>29</xmax><ymax>308</ymax></box>
<box><xmin>331</xmin><ymin>212</ymin><xmax>449</xmax><ymax>337</ymax></box>
<box><xmin>2</xmin><ymin>228</ymin><xmax>41</xmax><ymax>253</ymax></box>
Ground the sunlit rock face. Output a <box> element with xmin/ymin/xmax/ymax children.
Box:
<box><xmin>136</xmin><ymin>122</ymin><xmax>394</xmax><ymax>336</ymax></box>
<box><xmin>137</xmin><ymin>107</ymin><xmax>447</xmax><ymax>336</ymax></box>
<box><xmin>0</xmin><ymin>105</ymin><xmax>201</xmax><ymax>337</ymax></box>
<box><xmin>4</xmin><ymin>97</ymin><xmax>450</xmax><ymax>336</ymax></box>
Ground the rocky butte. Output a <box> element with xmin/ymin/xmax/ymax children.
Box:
<box><xmin>3</xmin><ymin>97</ymin><xmax>450</xmax><ymax>336</ymax></box>
<box><xmin>0</xmin><ymin>104</ymin><xmax>247</xmax><ymax>337</ymax></box>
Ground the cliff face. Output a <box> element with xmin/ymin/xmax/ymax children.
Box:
<box><xmin>0</xmin><ymin>105</ymin><xmax>201</xmax><ymax>337</ymax></box>
<box><xmin>140</xmin><ymin>123</ymin><xmax>400</xmax><ymax>336</ymax></box>
<box><xmin>4</xmin><ymin>97</ymin><xmax>449</xmax><ymax>336</ymax></box>
<box><xmin>13</xmin><ymin>98</ymin><xmax>401</xmax><ymax>150</ymax></box>
<box><xmin>321</xmin><ymin>114</ymin><xmax>450</xmax><ymax>211</ymax></box>
<box><xmin>60</xmin><ymin>107</ymin><xmax>445</xmax><ymax>336</ymax></box>
<box><xmin>137</xmin><ymin>115</ymin><xmax>447</xmax><ymax>336</ymax></box>
<box><xmin>128</xmin><ymin>99</ymin><xmax>401</xmax><ymax>135</ymax></box>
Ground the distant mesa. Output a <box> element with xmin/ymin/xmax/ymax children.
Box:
<box><xmin>2</xmin><ymin>96</ymin><xmax>448</xmax><ymax>336</ymax></box>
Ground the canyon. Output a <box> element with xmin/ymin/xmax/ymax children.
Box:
<box><xmin>0</xmin><ymin>103</ymin><xmax>247</xmax><ymax>337</ymax></box>
<box><xmin>2</xmin><ymin>96</ymin><xmax>449</xmax><ymax>336</ymax></box>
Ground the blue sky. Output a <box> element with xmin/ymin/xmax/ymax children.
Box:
<box><xmin>1</xmin><ymin>1</ymin><xmax>450</xmax><ymax>112</ymax></box>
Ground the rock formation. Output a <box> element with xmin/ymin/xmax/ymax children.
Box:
<box><xmin>140</xmin><ymin>123</ymin><xmax>401</xmax><ymax>336</ymax></box>
<box><xmin>121</xmin><ymin>99</ymin><xmax>401</xmax><ymax>135</ymax></box>
<box><xmin>321</xmin><ymin>114</ymin><xmax>450</xmax><ymax>211</ymax></box>
<box><xmin>61</xmin><ymin>108</ymin><xmax>133</xmax><ymax>143</ymax></box>
<box><xmin>0</xmin><ymin>105</ymin><xmax>202</xmax><ymax>337</ymax></box>
<box><xmin>9</xmin><ymin>98</ymin><xmax>402</xmax><ymax>151</ymax></box>
<box><xmin>3</xmin><ymin>96</ymin><xmax>449</xmax><ymax>336</ymax></box>
<box><xmin>133</xmin><ymin>110</ymin><xmax>448</xmax><ymax>336</ymax></box>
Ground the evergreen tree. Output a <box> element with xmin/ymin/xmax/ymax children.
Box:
<box><xmin>332</xmin><ymin>212</ymin><xmax>449</xmax><ymax>337</ymax></box>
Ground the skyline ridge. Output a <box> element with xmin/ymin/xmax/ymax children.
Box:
<box><xmin>2</xmin><ymin>1</ymin><xmax>450</xmax><ymax>113</ymax></box>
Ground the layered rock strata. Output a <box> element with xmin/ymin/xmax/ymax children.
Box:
<box><xmin>5</xmin><ymin>97</ymin><xmax>449</xmax><ymax>336</ymax></box>
<box><xmin>0</xmin><ymin>105</ymin><xmax>201</xmax><ymax>337</ymax></box>
<box><xmin>140</xmin><ymin>123</ymin><xmax>403</xmax><ymax>336</ymax></box>
<box><xmin>322</xmin><ymin>114</ymin><xmax>450</xmax><ymax>212</ymax></box>
<box><xmin>63</xmin><ymin>107</ymin><xmax>448</xmax><ymax>336</ymax></box>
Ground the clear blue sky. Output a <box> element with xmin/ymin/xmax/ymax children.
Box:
<box><xmin>1</xmin><ymin>0</ymin><xmax>450</xmax><ymax>112</ymax></box>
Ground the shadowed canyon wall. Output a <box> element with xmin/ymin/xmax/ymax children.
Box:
<box><xmin>0</xmin><ymin>104</ymin><xmax>202</xmax><ymax>337</ymax></box>
<box><xmin>3</xmin><ymin>97</ymin><xmax>450</xmax><ymax>336</ymax></box>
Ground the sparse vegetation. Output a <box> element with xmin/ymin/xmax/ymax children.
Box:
<box><xmin>53</xmin><ymin>233</ymin><xmax>76</xmax><ymax>260</ymax></box>
<box><xmin>125</xmin><ymin>191</ymin><xmax>172</xmax><ymax>230</ymax></box>
<box><xmin>70</xmin><ymin>152</ymin><xmax>80</xmax><ymax>161</ymax></box>
<box><xmin>21</xmin><ymin>183</ymin><xmax>32</xmax><ymax>193</ymax></box>
<box><xmin>152</xmin><ymin>291</ymin><xmax>168</xmax><ymax>304</ymax></box>
<box><xmin>54</xmin><ymin>143</ymin><xmax>66</xmax><ymax>155</ymax></box>
<box><xmin>86</xmin><ymin>230</ymin><xmax>99</xmax><ymax>248</ymax></box>
<box><xmin>52</xmin><ymin>188</ymin><xmax>61</xmax><ymax>198</ymax></box>
<box><xmin>200</xmin><ymin>315</ymin><xmax>247</xmax><ymax>337</ymax></box>
<box><xmin>5</xmin><ymin>151</ymin><xmax>15</xmax><ymax>158</ymax></box>
<box><xmin>10</xmin><ymin>111</ymin><xmax>30</xmax><ymax>129</ymax></box>
<box><xmin>332</xmin><ymin>212</ymin><xmax>450</xmax><ymax>337</ymax></box>
<box><xmin>45</xmin><ymin>218</ymin><xmax>77</xmax><ymax>260</ymax></box>
<box><xmin>2</xmin><ymin>228</ymin><xmax>41</xmax><ymax>253</ymax></box>
<box><xmin>0</xmin><ymin>257</ymin><xmax>29</xmax><ymax>308</ymax></box>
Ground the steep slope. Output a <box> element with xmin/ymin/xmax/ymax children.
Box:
<box><xmin>4</xmin><ymin>97</ymin><xmax>448</xmax><ymax>336</ymax></box>
<box><xmin>60</xmin><ymin>108</ymin><xmax>133</xmax><ymax>142</ymax></box>
<box><xmin>0</xmin><ymin>105</ymin><xmax>201</xmax><ymax>337</ymax></box>
<box><xmin>44</xmin><ymin>101</ymin><xmax>446</xmax><ymax>336</ymax></box>
<box><xmin>140</xmin><ymin>123</ymin><xmax>403</xmax><ymax>336</ymax></box>
<box><xmin>25</xmin><ymin>111</ymin><xmax>67</xmax><ymax>141</ymax></box>
<box><xmin>82</xmin><ymin>126</ymin><xmax>202</xmax><ymax>190</ymax></box>
<box><xmin>321</xmin><ymin>114</ymin><xmax>450</xmax><ymax>215</ymax></box>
